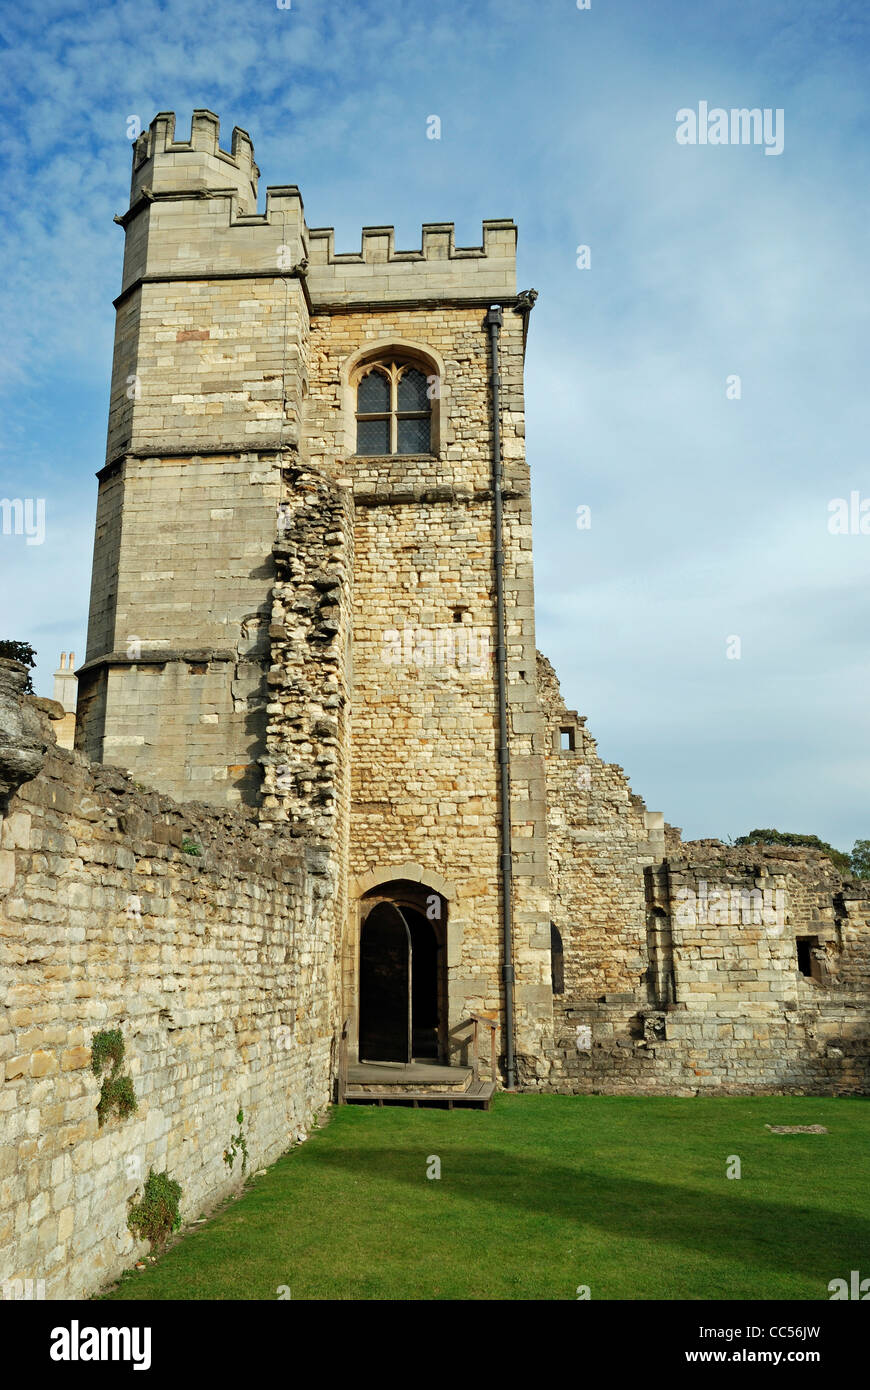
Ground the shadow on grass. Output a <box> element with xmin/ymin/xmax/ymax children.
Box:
<box><xmin>303</xmin><ymin>1145</ymin><xmax>868</xmax><ymax>1281</ymax></box>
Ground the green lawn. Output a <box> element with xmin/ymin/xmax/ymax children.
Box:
<box><xmin>100</xmin><ymin>1094</ymin><xmax>869</xmax><ymax>1301</ymax></box>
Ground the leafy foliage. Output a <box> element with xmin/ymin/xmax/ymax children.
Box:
<box><xmin>127</xmin><ymin>1169</ymin><xmax>182</xmax><ymax>1251</ymax></box>
<box><xmin>0</xmin><ymin>640</ymin><xmax>36</xmax><ymax>692</ymax></box>
<box><xmin>849</xmin><ymin>840</ymin><xmax>870</xmax><ymax>881</ymax></box>
<box><xmin>91</xmin><ymin>1028</ymin><xmax>125</xmax><ymax>1076</ymax></box>
<box><xmin>223</xmin><ymin>1108</ymin><xmax>249</xmax><ymax>1175</ymax></box>
<box><xmin>91</xmin><ymin>1029</ymin><xmax>138</xmax><ymax>1126</ymax></box>
<box><xmin>734</xmin><ymin>829</ymin><xmax>851</xmax><ymax>875</ymax></box>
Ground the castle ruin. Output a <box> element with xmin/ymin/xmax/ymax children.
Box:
<box><xmin>1</xmin><ymin>112</ymin><xmax>868</xmax><ymax>1298</ymax></box>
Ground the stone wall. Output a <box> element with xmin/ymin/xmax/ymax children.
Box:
<box><xmin>538</xmin><ymin>653</ymin><xmax>665</xmax><ymax>1001</ymax></box>
<box><xmin>305</xmin><ymin>220</ymin><xmax>517</xmax><ymax>306</ymax></box>
<box><xmin>306</xmin><ymin>300</ymin><xmax>553</xmax><ymax>1075</ymax></box>
<box><xmin>539</xmin><ymin>655</ymin><xmax>870</xmax><ymax>1094</ymax></box>
<box><xmin>75</xmin><ymin>109</ymin><xmax>558</xmax><ymax>1080</ymax></box>
<box><xmin>76</xmin><ymin>450</ymin><xmax>284</xmax><ymax>806</ymax></box>
<box><xmin>0</xmin><ymin>662</ymin><xmax>333</xmax><ymax>1300</ymax></box>
<box><xmin>260</xmin><ymin>464</ymin><xmax>354</xmax><ymax>845</ymax></box>
<box><xmin>57</xmin><ymin>108</ymin><xmax>870</xmax><ymax>1129</ymax></box>
<box><xmin>77</xmin><ymin>110</ymin><xmax>310</xmax><ymax>808</ymax></box>
<box><xmin>259</xmin><ymin>462</ymin><xmax>354</xmax><ymax>1056</ymax></box>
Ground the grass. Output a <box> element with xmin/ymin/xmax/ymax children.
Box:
<box><xmin>100</xmin><ymin>1094</ymin><xmax>869</xmax><ymax>1301</ymax></box>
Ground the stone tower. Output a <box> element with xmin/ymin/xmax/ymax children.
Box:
<box><xmin>77</xmin><ymin>111</ymin><xmax>308</xmax><ymax>805</ymax></box>
<box><xmin>78</xmin><ymin>111</ymin><xmax>554</xmax><ymax>1081</ymax></box>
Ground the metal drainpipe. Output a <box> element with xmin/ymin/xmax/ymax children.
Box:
<box><xmin>486</xmin><ymin>304</ymin><xmax>516</xmax><ymax>1091</ymax></box>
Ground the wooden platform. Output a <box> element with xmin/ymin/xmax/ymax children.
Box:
<box><xmin>344</xmin><ymin>1061</ymin><xmax>495</xmax><ymax>1110</ymax></box>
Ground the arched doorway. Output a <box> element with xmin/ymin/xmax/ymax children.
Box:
<box><xmin>359</xmin><ymin>903</ymin><xmax>412</xmax><ymax>1062</ymax></box>
<box><xmin>358</xmin><ymin>884</ymin><xmax>446</xmax><ymax>1064</ymax></box>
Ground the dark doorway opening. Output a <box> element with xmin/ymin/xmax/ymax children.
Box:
<box><xmin>359</xmin><ymin>903</ymin><xmax>411</xmax><ymax>1062</ymax></box>
<box><xmin>796</xmin><ymin>934</ymin><xmax>823</xmax><ymax>982</ymax></box>
<box><xmin>358</xmin><ymin>887</ymin><xmax>446</xmax><ymax>1064</ymax></box>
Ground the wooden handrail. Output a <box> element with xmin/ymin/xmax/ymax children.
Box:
<box><xmin>337</xmin><ymin>1017</ymin><xmax>350</xmax><ymax>1105</ymax></box>
<box><xmin>465</xmin><ymin>1014</ymin><xmax>498</xmax><ymax>1084</ymax></box>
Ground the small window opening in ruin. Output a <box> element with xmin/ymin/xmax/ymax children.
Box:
<box><xmin>560</xmin><ymin>727</ymin><xmax>575</xmax><ymax>752</ymax></box>
<box><xmin>796</xmin><ymin>935</ymin><xmax>822</xmax><ymax>981</ymax></box>
<box><xmin>647</xmin><ymin>907</ymin><xmax>677</xmax><ymax>1007</ymax></box>
<box><xmin>550</xmin><ymin>923</ymin><xmax>564</xmax><ymax>994</ymax></box>
<box><xmin>453</xmin><ymin>608</ymin><xmax>467</xmax><ymax>624</ymax></box>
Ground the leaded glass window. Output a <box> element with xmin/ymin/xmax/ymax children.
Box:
<box><xmin>356</xmin><ymin>360</ymin><xmax>433</xmax><ymax>455</ymax></box>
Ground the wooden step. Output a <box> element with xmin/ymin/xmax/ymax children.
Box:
<box><xmin>344</xmin><ymin>1080</ymin><xmax>495</xmax><ymax>1111</ymax></box>
<box><xmin>346</xmin><ymin>1062</ymin><xmax>473</xmax><ymax>1094</ymax></box>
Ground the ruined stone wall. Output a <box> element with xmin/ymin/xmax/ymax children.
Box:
<box><xmin>540</xmin><ymin>654</ymin><xmax>870</xmax><ymax>1093</ymax></box>
<box><xmin>539</xmin><ymin>653</ymin><xmax>664</xmax><ymax>1002</ymax></box>
<box><xmin>1</xmin><ymin>663</ymin><xmax>333</xmax><ymax>1300</ymax></box>
<box><xmin>259</xmin><ymin>463</ymin><xmax>354</xmax><ymax>1053</ymax></box>
<box><xmin>550</xmin><ymin>850</ymin><xmax>870</xmax><ymax>1097</ymax></box>
<box><xmin>260</xmin><ymin>465</ymin><xmax>353</xmax><ymax>842</ymax></box>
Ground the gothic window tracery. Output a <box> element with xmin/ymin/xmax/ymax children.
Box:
<box><xmin>355</xmin><ymin>360</ymin><xmax>432</xmax><ymax>455</ymax></box>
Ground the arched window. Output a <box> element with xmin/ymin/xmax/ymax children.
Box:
<box><xmin>356</xmin><ymin>360</ymin><xmax>432</xmax><ymax>456</ymax></box>
<box><xmin>550</xmin><ymin>923</ymin><xmax>564</xmax><ymax>995</ymax></box>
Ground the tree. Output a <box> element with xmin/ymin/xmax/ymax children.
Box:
<box><xmin>734</xmin><ymin>828</ymin><xmax>851</xmax><ymax>875</ymax></box>
<box><xmin>849</xmin><ymin>840</ymin><xmax>870</xmax><ymax>881</ymax></box>
<box><xmin>0</xmin><ymin>640</ymin><xmax>36</xmax><ymax>693</ymax></box>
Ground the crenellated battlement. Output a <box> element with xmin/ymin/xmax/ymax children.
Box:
<box><xmin>131</xmin><ymin>109</ymin><xmax>260</xmax><ymax>213</ymax></box>
<box><xmin>121</xmin><ymin>112</ymin><xmax>516</xmax><ymax>302</ymax></box>
<box><xmin>306</xmin><ymin>219</ymin><xmax>517</xmax><ymax>304</ymax></box>
<box><xmin>307</xmin><ymin>220</ymin><xmax>516</xmax><ymax>265</ymax></box>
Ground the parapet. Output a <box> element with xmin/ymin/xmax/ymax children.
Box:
<box><xmin>306</xmin><ymin>220</ymin><xmax>517</xmax><ymax>304</ymax></box>
<box><xmin>130</xmin><ymin>110</ymin><xmax>259</xmax><ymax>214</ymax></box>
<box><xmin>120</xmin><ymin>113</ymin><xmax>517</xmax><ymax>302</ymax></box>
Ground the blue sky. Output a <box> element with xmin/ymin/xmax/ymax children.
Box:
<box><xmin>1</xmin><ymin>0</ymin><xmax>868</xmax><ymax>848</ymax></box>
